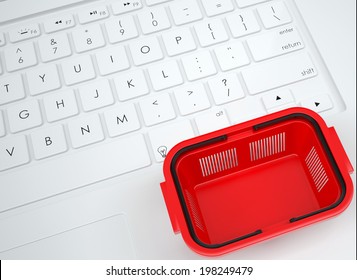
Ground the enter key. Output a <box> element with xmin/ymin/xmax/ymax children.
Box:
<box><xmin>247</xmin><ymin>26</ymin><xmax>304</xmax><ymax>61</ymax></box>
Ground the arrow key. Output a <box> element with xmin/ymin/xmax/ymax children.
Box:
<box><xmin>262</xmin><ymin>88</ymin><xmax>295</xmax><ymax>111</ymax></box>
<box><xmin>300</xmin><ymin>94</ymin><xmax>333</xmax><ymax>113</ymax></box>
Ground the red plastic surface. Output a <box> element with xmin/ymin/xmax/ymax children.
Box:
<box><xmin>160</xmin><ymin>107</ymin><xmax>354</xmax><ymax>256</ymax></box>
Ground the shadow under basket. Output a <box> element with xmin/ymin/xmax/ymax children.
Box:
<box><xmin>160</xmin><ymin>108</ymin><xmax>354</xmax><ymax>256</ymax></box>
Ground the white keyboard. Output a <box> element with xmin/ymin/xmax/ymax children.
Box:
<box><xmin>0</xmin><ymin>0</ymin><xmax>344</xmax><ymax>211</ymax></box>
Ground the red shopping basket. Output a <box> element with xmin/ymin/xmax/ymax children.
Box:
<box><xmin>160</xmin><ymin>107</ymin><xmax>354</xmax><ymax>256</ymax></box>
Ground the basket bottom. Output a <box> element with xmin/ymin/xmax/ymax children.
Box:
<box><xmin>195</xmin><ymin>154</ymin><xmax>320</xmax><ymax>245</ymax></box>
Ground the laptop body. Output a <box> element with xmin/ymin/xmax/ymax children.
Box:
<box><xmin>0</xmin><ymin>0</ymin><xmax>355</xmax><ymax>259</ymax></box>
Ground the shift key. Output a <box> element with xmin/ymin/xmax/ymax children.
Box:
<box><xmin>242</xmin><ymin>52</ymin><xmax>317</xmax><ymax>95</ymax></box>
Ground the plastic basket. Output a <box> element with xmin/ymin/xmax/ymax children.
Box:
<box><xmin>160</xmin><ymin>108</ymin><xmax>354</xmax><ymax>256</ymax></box>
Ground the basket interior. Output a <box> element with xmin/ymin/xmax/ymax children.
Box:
<box><xmin>174</xmin><ymin>118</ymin><xmax>343</xmax><ymax>246</ymax></box>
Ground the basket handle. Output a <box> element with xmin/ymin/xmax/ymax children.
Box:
<box><xmin>328</xmin><ymin>127</ymin><xmax>354</xmax><ymax>174</ymax></box>
<box><xmin>160</xmin><ymin>182</ymin><xmax>180</xmax><ymax>234</ymax></box>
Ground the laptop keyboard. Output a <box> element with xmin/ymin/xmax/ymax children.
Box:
<box><xmin>0</xmin><ymin>0</ymin><xmax>342</xmax><ymax>210</ymax></box>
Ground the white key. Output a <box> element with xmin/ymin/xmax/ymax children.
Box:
<box><xmin>0</xmin><ymin>111</ymin><xmax>5</xmax><ymax>137</ymax></box>
<box><xmin>44</xmin><ymin>90</ymin><xmax>78</xmax><ymax>122</ymax></box>
<box><xmin>195</xmin><ymin>109</ymin><xmax>230</xmax><ymax>135</ymax></box>
<box><xmin>242</xmin><ymin>53</ymin><xmax>317</xmax><ymax>95</ymax></box>
<box><xmin>225</xmin><ymin>98</ymin><xmax>266</xmax><ymax>124</ymax></box>
<box><xmin>8</xmin><ymin>23</ymin><xmax>40</xmax><ymax>43</ymax></box>
<box><xmin>0</xmin><ymin>74</ymin><xmax>25</xmax><ymax>105</ymax></box>
<box><xmin>105</xmin><ymin>15</ymin><xmax>138</xmax><ymax>43</ymax></box>
<box><xmin>0</xmin><ymin>59</ymin><xmax>2</xmax><ymax>74</ymax></box>
<box><xmin>235</xmin><ymin>0</ymin><xmax>267</xmax><ymax>8</ymax></box>
<box><xmin>72</xmin><ymin>25</ymin><xmax>105</xmax><ymax>53</ymax></box>
<box><xmin>112</xmin><ymin>0</ymin><xmax>143</xmax><ymax>15</ymax></box>
<box><xmin>195</xmin><ymin>19</ymin><xmax>229</xmax><ymax>47</ymax></box>
<box><xmin>226</xmin><ymin>10</ymin><xmax>261</xmax><ymax>38</ymax></box>
<box><xmin>0</xmin><ymin>134</ymin><xmax>150</xmax><ymax>211</ymax></box>
<box><xmin>214</xmin><ymin>41</ymin><xmax>250</xmax><ymax>71</ymax></box>
<box><xmin>104</xmin><ymin>103</ymin><xmax>141</xmax><ymax>137</ymax></box>
<box><xmin>139</xmin><ymin>94</ymin><xmax>176</xmax><ymax>126</ymax></box>
<box><xmin>301</xmin><ymin>94</ymin><xmax>333</xmax><ymax>113</ymax></box>
<box><xmin>68</xmin><ymin>114</ymin><xmax>104</xmax><ymax>148</ymax></box>
<box><xmin>31</xmin><ymin>125</ymin><xmax>67</xmax><ymax>160</ymax></box>
<box><xmin>0</xmin><ymin>32</ymin><xmax>5</xmax><ymax>46</ymax></box>
<box><xmin>208</xmin><ymin>73</ymin><xmax>245</xmax><ymax>105</ymax></box>
<box><xmin>7</xmin><ymin>100</ymin><xmax>42</xmax><ymax>133</ymax></box>
<box><xmin>169</xmin><ymin>0</ymin><xmax>202</xmax><ymax>25</ymax></box>
<box><xmin>0</xmin><ymin>135</ymin><xmax>30</xmax><ymax>171</ymax></box>
<box><xmin>201</xmin><ymin>0</ymin><xmax>234</xmax><ymax>17</ymax></box>
<box><xmin>137</xmin><ymin>7</ymin><xmax>171</xmax><ymax>34</ymax></box>
<box><xmin>129</xmin><ymin>36</ymin><xmax>163</xmax><ymax>66</ymax></box>
<box><xmin>78</xmin><ymin>79</ymin><xmax>114</xmax><ymax>111</ymax></box>
<box><xmin>162</xmin><ymin>27</ymin><xmax>196</xmax><ymax>56</ymax></box>
<box><xmin>38</xmin><ymin>33</ymin><xmax>72</xmax><ymax>62</ymax></box>
<box><xmin>262</xmin><ymin>88</ymin><xmax>295</xmax><ymax>111</ymax></box>
<box><xmin>174</xmin><ymin>83</ymin><xmax>211</xmax><ymax>115</ymax></box>
<box><xmin>61</xmin><ymin>55</ymin><xmax>96</xmax><ymax>85</ymax></box>
<box><xmin>148</xmin><ymin>120</ymin><xmax>194</xmax><ymax>162</ymax></box>
<box><xmin>26</xmin><ymin>64</ymin><xmax>61</xmax><ymax>96</ymax></box>
<box><xmin>258</xmin><ymin>2</ymin><xmax>292</xmax><ymax>29</ymax></box>
<box><xmin>247</xmin><ymin>26</ymin><xmax>304</xmax><ymax>61</ymax></box>
<box><xmin>182</xmin><ymin>51</ymin><xmax>217</xmax><ymax>81</ymax></box>
<box><xmin>148</xmin><ymin>60</ymin><xmax>183</xmax><ymax>91</ymax></box>
<box><xmin>4</xmin><ymin>42</ymin><xmax>37</xmax><ymax>72</ymax></box>
<box><xmin>43</xmin><ymin>14</ymin><xmax>75</xmax><ymax>33</ymax></box>
<box><xmin>114</xmin><ymin>70</ymin><xmax>149</xmax><ymax>101</ymax></box>
<box><xmin>78</xmin><ymin>6</ymin><xmax>109</xmax><ymax>24</ymax></box>
<box><xmin>146</xmin><ymin>0</ymin><xmax>171</xmax><ymax>6</ymax></box>
<box><xmin>95</xmin><ymin>45</ymin><xmax>130</xmax><ymax>76</ymax></box>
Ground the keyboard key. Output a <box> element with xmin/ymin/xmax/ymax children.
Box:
<box><xmin>195</xmin><ymin>19</ymin><xmax>229</xmax><ymax>47</ymax></box>
<box><xmin>148</xmin><ymin>60</ymin><xmax>183</xmax><ymax>91</ymax></box>
<box><xmin>78</xmin><ymin>79</ymin><xmax>114</xmax><ymax>111</ymax></box>
<box><xmin>247</xmin><ymin>26</ymin><xmax>304</xmax><ymax>61</ymax></box>
<box><xmin>96</xmin><ymin>46</ymin><xmax>130</xmax><ymax>76</ymax></box>
<box><xmin>105</xmin><ymin>15</ymin><xmax>139</xmax><ymax>43</ymax></box>
<box><xmin>226</xmin><ymin>10</ymin><xmax>261</xmax><ymax>38</ymax></box>
<box><xmin>0</xmin><ymin>133</ymin><xmax>150</xmax><ymax>211</ymax></box>
<box><xmin>146</xmin><ymin>0</ymin><xmax>171</xmax><ymax>6</ymax></box>
<box><xmin>169</xmin><ymin>0</ymin><xmax>202</xmax><ymax>25</ymax></box>
<box><xmin>62</xmin><ymin>55</ymin><xmax>96</xmax><ymax>85</ymax></box>
<box><xmin>0</xmin><ymin>111</ymin><xmax>5</xmax><ymax>137</ymax></box>
<box><xmin>104</xmin><ymin>103</ymin><xmax>141</xmax><ymax>137</ymax></box>
<box><xmin>0</xmin><ymin>135</ymin><xmax>30</xmax><ymax>171</ymax></box>
<box><xmin>38</xmin><ymin>33</ymin><xmax>72</xmax><ymax>62</ymax></box>
<box><xmin>182</xmin><ymin>51</ymin><xmax>217</xmax><ymax>81</ymax></box>
<box><xmin>0</xmin><ymin>74</ymin><xmax>25</xmax><ymax>105</ymax></box>
<box><xmin>162</xmin><ymin>27</ymin><xmax>196</xmax><ymax>56</ymax></box>
<box><xmin>241</xmin><ymin>53</ymin><xmax>317</xmax><ymax>95</ymax></box>
<box><xmin>148</xmin><ymin>120</ymin><xmax>194</xmax><ymax>162</ymax></box>
<box><xmin>195</xmin><ymin>109</ymin><xmax>230</xmax><ymax>135</ymax></box>
<box><xmin>78</xmin><ymin>6</ymin><xmax>109</xmax><ymax>24</ymax></box>
<box><xmin>201</xmin><ymin>0</ymin><xmax>234</xmax><ymax>17</ymax></box>
<box><xmin>139</xmin><ymin>93</ymin><xmax>176</xmax><ymax>126</ymax></box>
<box><xmin>4</xmin><ymin>42</ymin><xmax>37</xmax><ymax>72</ymax></box>
<box><xmin>258</xmin><ymin>2</ymin><xmax>292</xmax><ymax>29</ymax></box>
<box><xmin>174</xmin><ymin>83</ymin><xmax>211</xmax><ymax>115</ymax></box>
<box><xmin>262</xmin><ymin>88</ymin><xmax>295</xmax><ymax>111</ymax></box>
<box><xmin>129</xmin><ymin>36</ymin><xmax>163</xmax><ymax>66</ymax></box>
<box><xmin>112</xmin><ymin>0</ymin><xmax>143</xmax><ymax>15</ymax></box>
<box><xmin>208</xmin><ymin>73</ymin><xmax>245</xmax><ymax>105</ymax></box>
<box><xmin>8</xmin><ymin>23</ymin><xmax>40</xmax><ymax>43</ymax></box>
<box><xmin>214</xmin><ymin>41</ymin><xmax>250</xmax><ymax>71</ymax></box>
<box><xmin>31</xmin><ymin>125</ymin><xmax>67</xmax><ymax>160</ymax></box>
<box><xmin>114</xmin><ymin>70</ymin><xmax>149</xmax><ymax>101</ymax></box>
<box><xmin>44</xmin><ymin>90</ymin><xmax>78</xmax><ymax>122</ymax></box>
<box><xmin>72</xmin><ymin>25</ymin><xmax>105</xmax><ymax>53</ymax></box>
<box><xmin>137</xmin><ymin>7</ymin><xmax>171</xmax><ymax>34</ymax></box>
<box><xmin>26</xmin><ymin>64</ymin><xmax>61</xmax><ymax>96</ymax></box>
<box><xmin>43</xmin><ymin>14</ymin><xmax>75</xmax><ymax>33</ymax></box>
<box><xmin>68</xmin><ymin>114</ymin><xmax>104</xmax><ymax>148</ymax></box>
<box><xmin>7</xmin><ymin>100</ymin><xmax>42</xmax><ymax>133</ymax></box>
<box><xmin>301</xmin><ymin>94</ymin><xmax>333</xmax><ymax>113</ymax></box>
<box><xmin>0</xmin><ymin>32</ymin><xmax>5</xmax><ymax>46</ymax></box>
<box><xmin>235</xmin><ymin>0</ymin><xmax>268</xmax><ymax>8</ymax></box>
<box><xmin>226</xmin><ymin>98</ymin><xmax>266</xmax><ymax>124</ymax></box>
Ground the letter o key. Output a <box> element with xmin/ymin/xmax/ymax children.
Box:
<box><xmin>140</xmin><ymin>45</ymin><xmax>150</xmax><ymax>54</ymax></box>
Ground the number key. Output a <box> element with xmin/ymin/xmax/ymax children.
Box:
<box><xmin>72</xmin><ymin>25</ymin><xmax>105</xmax><ymax>53</ymax></box>
<box><xmin>105</xmin><ymin>15</ymin><xmax>138</xmax><ymax>43</ymax></box>
<box><xmin>4</xmin><ymin>42</ymin><xmax>37</xmax><ymax>72</ymax></box>
<box><xmin>38</xmin><ymin>33</ymin><xmax>72</xmax><ymax>62</ymax></box>
<box><xmin>137</xmin><ymin>6</ymin><xmax>170</xmax><ymax>34</ymax></box>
